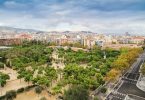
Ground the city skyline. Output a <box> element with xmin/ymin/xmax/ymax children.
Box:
<box><xmin>0</xmin><ymin>0</ymin><xmax>145</xmax><ymax>34</ymax></box>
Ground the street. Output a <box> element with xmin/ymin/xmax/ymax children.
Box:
<box><xmin>106</xmin><ymin>51</ymin><xmax>145</xmax><ymax>100</ymax></box>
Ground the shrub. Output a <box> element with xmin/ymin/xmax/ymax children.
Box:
<box><xmin>141</xmin><ymin>63</ymin><xmax>145</xmax><ymax>75</ymax></box>
<box><xmin>35</xmin><ymin>86</ymin><xmax>43</xmax><ymax>96</ymax></box>
<box><xmin>17</xmin><ymin>88</ymin><xmax>24</xmax><ymax>93</ymax></box>
<box><xmin>100</xmin><ymin>87</ymin><xmax>107</xmax><ymax>93</ymax></box>
<box><xmin>25</xmin><ymin>85</ymin><xmax>36</xmax><ymax>91</ymax></box>
<box><xmin>0</xmin><ymin>95</ymin><xmax>6</xmax><ymax>100</ymax></box>
<box><xmin>0</xmin><ymin>62</ymin><xmax>4</xmax><ymax>69</ymax></box>
<box><xmin>0</xmin><ymin>72</ymin><xmax>10</xmax><ymax>87</ymax></box>
<box><xmin>40</xmin><ymin>97</ymin><xmax>47</xmax><ymax>100</ymax></box>
<box><xmin>63</xmin><ymin>85</ymin><xmax>89</xmax><ymax>100</ymax></box>
<box><xmin>52</xmin><ymin>85</ymin><xmax>62</xmax><ymax>94</ymax></box>
<box><xmin>94</xmin><ymin>96</ymin><xmax>99</xmax><ymax>100</ymax></box>
<box><xmin>5</xmin><ymin>90</ymin><xmax>17</xmax><ymax>100</ymax></box>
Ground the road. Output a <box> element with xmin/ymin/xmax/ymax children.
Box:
<box><xmin>106</xmin><ymin>50</ymin><xmax>145</xmax><ymax>100</ymax></box>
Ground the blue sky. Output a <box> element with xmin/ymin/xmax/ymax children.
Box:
<box><xmin>0</xmin><ymin>0</ymin><xmax>145</xmax><ymax>34</ymax></box>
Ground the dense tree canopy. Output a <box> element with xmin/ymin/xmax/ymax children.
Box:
<box><xmin>63</xmin><ymin>64</ymin><xmax>101</xmax><ymax>90</ymax></box>
<box><xmin>4</xmin><ymin>44</ymin><xmax>53</xmax><ymax>69</ymax></box>
<box><xmin>105</xmin><ymin>48</ymin><xmax>143</xmax><ymax>82</ymax></box>
<box><xmin>0</xmin><ymin>43</ymin><xmax>56</xmax><ymax>89</ymax></box>
<box><xmin>0</xmin><ymin>41</ymin><xmax>143</xmax><ymax>97</ymax></box>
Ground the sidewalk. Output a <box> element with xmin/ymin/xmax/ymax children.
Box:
<box><xmin>136</xmin><ymin>76</ymin><xmax>145</xmax><ymax>92</ymax></box>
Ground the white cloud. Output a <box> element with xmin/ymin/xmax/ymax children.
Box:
<box><xmin>0</xmin><ymin>0</ymin><xmax>145</xmax><ymax>34</ymax></box>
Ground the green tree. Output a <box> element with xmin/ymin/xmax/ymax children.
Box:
<box><xmin>141</xmin><ymin>63</ymin><xmax>145</xmax><ymax>75</ymax></box>
<box><xmin>64</xmin><ymin>85</ymin><xmax>89</xmax><ymax>100</ymax></box>
<box><xmin>0</xmin><ymin>72</ymin><xmax>10</xmax><ymax>87</ymax></box>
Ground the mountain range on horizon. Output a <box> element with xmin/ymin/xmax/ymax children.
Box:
<box><xmin>0</xmin><ymin>26</ymin><xmax>144</xmax><ymax>36</ymax></box>
<box><xmin>0</xmin><ymin>26</ymin><xmax>97</xmax><ymax>34</ymax></box>
<box><xmin>0</xmin><ymin>26</ymin><xmax>39</xmax><ymax>33</ymax></box>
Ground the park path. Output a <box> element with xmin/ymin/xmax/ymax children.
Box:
<box><xmin>14</xmin><ymin>88</ymin><xmax>56</xmax><ymax>100</ymax></box>
<box><xmin>0</xmin><ymin>67</ymin><xmax>32</xmax><ymax>96</ymax></box>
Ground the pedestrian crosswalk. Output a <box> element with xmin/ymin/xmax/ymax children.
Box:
<box><xmin>106</xmin><ymin>91</ymin><xmax>126</xmax><ymax>100</ymax></box>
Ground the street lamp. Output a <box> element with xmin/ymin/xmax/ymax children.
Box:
<box><xmin>104</xmin><ymin>51</ymin><xmax>106</xmax><ymax>59</ymax></box>
<box><xmin>0</xmin><ymin>75</ymin><xmax>2</xmax><ymax>95</ymax></box>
